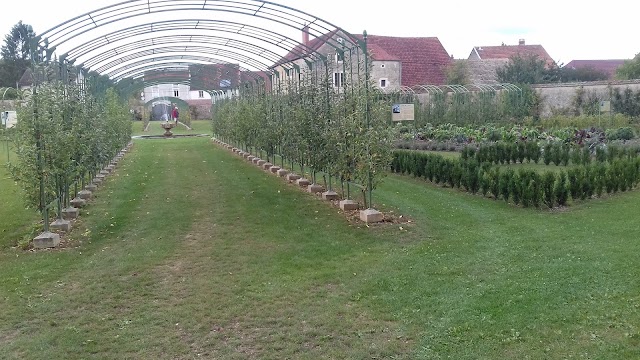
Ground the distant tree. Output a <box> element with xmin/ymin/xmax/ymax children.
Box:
<box><xmin>0</xmin><ymin>21</ymin><xmax>35</xmax><ymax>88</ymax></box>
<box><xmin>616</xmin><ymin>53</ymin><xmax>640</xmax><ymax>80</ymax></box>
<box><xmin>446</xmin><ymin>60</ymin><xmax>469</xmax><ymax>85</ymax></box>
<box><xmin>496</xmin><ymin>54</ymin><xmax>560</xmax><ymax>84</ymax></box>
<box><xmin>1</xmin><ymin>21</ymin><xmax>35</xmax><ymax>61</ymax></box>
<box><xmin>560</xmin><ymin>66</ymin><xmax>609</xmax><ymax>82</ymax></box>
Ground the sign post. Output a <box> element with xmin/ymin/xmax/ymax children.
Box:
<box><xmin>392</xmin><ymin>103</ymin><xmax>415</xmax><ymax>122</ymax></box>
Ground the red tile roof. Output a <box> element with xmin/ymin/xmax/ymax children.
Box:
<box><xmin>472</xmin><ymin>44</ymin><xmax>554</xmax><ymax>66</ymax></box>
<box><xmin>362</xmin><ymin>35</ymin><xmax>452</xmax><ymax>86</ymax></box>
<box><xmin>275</xmin><ymin>30</ymin><xmax>452</xmax><ymax>86</ymax></box>
<box><xmin>274</xmin><ymin>28</ymin><xmax>342</xmax><ymax>66</ymax></box>
<box><xmin>565</xmin><ymin>59</ymin><xmax>627</xmax><ymax>79</ymax></box>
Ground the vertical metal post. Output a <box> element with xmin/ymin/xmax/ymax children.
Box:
<box><xmin>35</xmin><ymin>89</ymin><xmax>49</xmax><ymax>232</ymax></box>
<box><xmin>363</xmin><ymin>31</ymin><xmax>373</xmax><ymax>209</ymax></box>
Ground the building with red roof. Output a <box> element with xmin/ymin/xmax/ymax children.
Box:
<box><xmin>272</xmin><ymin>28</ymin><xmax>452</xmax><ymax>92</ymax></box>
<box><xmin>466</xmin><ymin>39</ymin><xmax>555</xmax><ymax>84</ymax></box>
<box><xmin>564</xmin><ymin>59</ymin><xmax>626</xmax><ymax>80</ymax></box>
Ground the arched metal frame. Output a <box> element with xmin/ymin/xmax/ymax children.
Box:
<box><xmin>104</xmin><ymin>51</ymin><xmax>270</xmax><ymax>79</ymax></box>
<box><xmin>33</xmin><ymin>0</ymin><xmax>363</xmax><ymax>95</ymax></box>
<box><xmin>110</xmin><ymin>58</ymin><xmax>265</xmax><ymax>81</ymax></box>
<box><xmin>81</xmin><ymin>34</ymin><xmax>287</xmax><ymax>70</ymax></box>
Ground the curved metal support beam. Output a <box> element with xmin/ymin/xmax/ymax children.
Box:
<box><xmin>82</xmin><ymin>34</ymin><xmax>286</xmax><ymax>69</ymax></box>
<box><xmin>38</xmin><ymin>0</ymin><xmax>360</xmax><ymax>65</ymax></box>
<box><xmin>441</xmin><ymin>84</ymin><xmax>469</xmax><ymax>94</ymax></box>
<box><xmin>413</xmin><ymin>85</ymin><xmax>443</xmax><ymax>94</ymax></box>
<box><xmin>111</xmin><ymin>57</ymin><xmax>267</xmax><ymax>82</ymax></box>
<box><xmin>98</xmin><ymin>46</ymin><xmax>273</xmax><ymax>76</ymax></box>
<box><xmin>64</xmin><ymin>20</ymin><xmax>322</xmax><ymax>69</ymax></box>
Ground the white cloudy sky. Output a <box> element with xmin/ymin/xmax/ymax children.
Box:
<box><xmin>1</xmin><ymin>0</ymin><xmax>636</xmax><ymax>70</ymax></box>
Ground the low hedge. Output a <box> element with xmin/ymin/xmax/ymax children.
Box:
<box><xmin>391</xmin><ymin>150</ymin><xmax>640</xmax><ymax>208</ymax></box>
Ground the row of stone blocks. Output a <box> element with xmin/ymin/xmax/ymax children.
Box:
<box><xmin>213</xmin><ymin>139</ymin><xmax>383</xmax><ymax>223</ymax></box>
<box><xmin>33</xmin><ymin>142</ymin><xmax>134</xmax><ymax>249</ymax></box>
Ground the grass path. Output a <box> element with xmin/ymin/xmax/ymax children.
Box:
<box><xmin>0</xmin><ymin>138</ymin><xmax>410</xmax><ymax>359</ymax></box>
<box><xmin>1</xmin><ymin>136</ymin><xmax>640</xmax><ymax>358</ymax></box>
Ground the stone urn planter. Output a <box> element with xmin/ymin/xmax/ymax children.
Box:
<box><xmin>161</xmin><ymin>122</ymin><xmax>177</xmax><ymax>137</ymax></box>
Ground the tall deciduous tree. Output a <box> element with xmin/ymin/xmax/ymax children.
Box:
<box><xmin>0</xmin><ymin>21</ymin><xmax>35</xmax><ymax>88</ymax></box>
<box><xmin>446</xmin><ymin>60</ymin><xmax>469</xmax><ymax>85</ymax></box>
<box><xmin>616</xmin><ymin>53</ymin><xmax>640</xmax><ymax>80</ymax></box>
<box><xmin>496</xmin><ymin>54</ymin><xmax>560</xmax><ymax>84</ymax></box>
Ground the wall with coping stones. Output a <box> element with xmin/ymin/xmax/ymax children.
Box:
<box><xmin>412</xmin><ymin>80</ymin><xmax>640</xmax><ymax>119</ymax></box>
<box><xmin>0</xmin><ymin>100</ymin><xmax>17</xmax><ymax>111</ymax></box>
<box><xmin>533</xmin><ymin>80</ymin><xmax>640</xmax><ymax>117</ymax></box>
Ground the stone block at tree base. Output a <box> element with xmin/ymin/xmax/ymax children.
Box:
<box><xmin>322</xmin><ymin>191</ymin><xmax>340</xmax><ymax>201</ymax></box>
<box><xmin>33</xmin><ymin>232</ymin><xmax>61</xmax><ymax>249</ymax></box>
<box><xmin>70</xmin><ymin>197</ymin><xmax>87</xmax><ymax>208</ymax></box>
<box><xmin>270</xmin><ymin>166</ymin><xmax>281</xmax><ymax>173</ymax></box>
<box><xmin>252</xmin><ymin>158</ymin><xmax>261</xmax><ymax>165</ymax></box>
<box><xmin>297</xmin><ymin>178</ymin><xmax>311</xmax><ymax>187</ymax></box>
<box><xmin>78</xmin><ymin>190</ymin><xmax>92</xmax><ymax>200</ymax></box>
<box><xmin>62</xmin><ymin>207</ymin><xmax>79</xmax><ymax>220</ymax></box>
<box><xmin>340</xmin><ymin>200</ymin><xmax>359</xmax><ymax>211</ymax></box>
<box><xmin>50</xmin><ymin>219</ymin><xmax>72</xmax><ymax>232</ymax></box>
<box><xmin>99</xmin><ymin>170</ymin><xmax>109</xmax><ymax>176</ymax></box>
<box><xmin>277</xmin><ymin>169</ymin><xmax>289</xmax><ymax>177</ymax></box>
<box><xmin>257</xmin><ymin>160</ymin><xmax>267</xmax><ymax>167</ymax></box>
<box><xmin>247</xmin><ymin>156</ymin><xmax>255</xmax><ymax>162</ymax></box>
<box><xmin>308</xmin><ymin>184</ymin><xmax>323</xmax><ymax>194</ymax></box>
<box><xmin>287</xmin><ymin>173</ymin><xmax>301</xmax><ymax>181</ymax></box>
<box><xmin>85</xmin><ymin>184</ymin><xmax>98</xmax><ymax>192</ymax></box>
<box><xmin>262</xmin><ymin>162</ymin><xmax>273</xmax><ymax>170</ymax></box>
<box><xmin>96</xmin><ymin>174</ymin><xmax>106</xmax><ymax>180</ymax></box>
<box><xmin>360</xmin><ymin>209</ymin><xmax>384</xmax><ymax>223</ymax></box>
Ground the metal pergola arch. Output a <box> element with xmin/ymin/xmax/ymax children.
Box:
<box><xmin>412</xmin><ymin>85</ymin><xmax>444</xmax><ymax>94</ymax></box>
<box><xmin>38</xmin><ymin>0</ymin><xmax>360</xmax><ymax>50</ymax></box>
<box><xmin>62</xmin><ymin>19</ymin><xmax>323</xmax><ymax>71</ymax></box>
<box><xmin>81</xmin><ymin>34</ymin><xmax>286</xmax><ymax>70</ymax></box>
<box><xmin>116</xmin><ymin>78</ymin><xmax>223</xmax><ymax>98</ymax></box>
<box><xmin>108</xmin><ymin>55</ymin><xmax>266</xmax><ymax>81</ymax></box>
<box><xmin>100</xmin><ymin>47</ymin><xmax>273</xmax><ymax>78</ymax></box>
<box><xmin>34</xmin><ymin>0</ymin><xmax>363</xmax><ymax>83</ymax></box>
<box><xmin>116</xmin><ymin>60</ymin><xmax>269</xmax><ymax>86</ymax></box>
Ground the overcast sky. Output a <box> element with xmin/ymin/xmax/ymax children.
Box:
<box><xmin>1</xmin><ymin>0</ymin><xmax>636</xmax><ymax>68</ymax></box>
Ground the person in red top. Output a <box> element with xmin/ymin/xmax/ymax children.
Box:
<box><xmin>171</xmin><ymin>104</ymin><xmax>179</xmax><ymax>125</ymax></box>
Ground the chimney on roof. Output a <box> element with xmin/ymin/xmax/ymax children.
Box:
<box><xmin>519</xmin><ymin>39</ymin><xmax>525</xmax><ymax>45</ymax></box>
<box><xmin>302</xmin><ymin>25</ymin><xmax>310</xmax><ymax>46</ymax></box>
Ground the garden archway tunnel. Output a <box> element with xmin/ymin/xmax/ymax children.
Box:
<box><xmin>31</xmin><ymin>0</ymin><xmax>365</xmax><ymax>95</ymax></box>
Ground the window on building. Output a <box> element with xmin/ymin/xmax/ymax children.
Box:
<box><xmin>174</xmin><ymin>90</ymin><xmax>179</xmax><ymax>97</ymax></box>
<box><xmin>335</xmin><ymin>51</ymin><xmax>344</xmax><ymax>63</ymax></box>
<box><xmin>380</xmin><ymin>78</ymin><xmax>388</xmax><ymax>88</ymax></box>
<box><xmin>333</xmin><ymin>72</ymin><xmax>345</xmax><ymax>87</ymax></box>
<box><xmin>198</xmin><ymin>90</ymin><xmax>204</xmax><ymax>98</ymax></box>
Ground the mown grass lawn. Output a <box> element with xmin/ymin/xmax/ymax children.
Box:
<box><xmin>1</xmin><ymin>137</ymin><xmax>639</xmax><ymax>359</ymax></box>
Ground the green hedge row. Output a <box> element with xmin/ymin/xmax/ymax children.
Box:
<box><xmin>391</xmin><ymin>150</ymin><xmax>640</xmax><ymax>208</ymax></box>
<box><xmin>460</xmin><ymin>141</ymin><xmax>639</xmax><ymax>167</ymax></box>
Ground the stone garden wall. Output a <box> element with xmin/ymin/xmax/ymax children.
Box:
<box><xmin>533</xmin><ymin>80</ymin><xmax>640</xmax><ymax>117</ymax></box>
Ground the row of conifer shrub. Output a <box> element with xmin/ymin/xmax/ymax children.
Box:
<box><xmin>460</xmin><ymin>142</ymin><xmax>639</xmax><ymax>167</ymax></box>
<box><xmin>391</xmin><ymin>150</ymin><xmax>640</xmax><ymax>208</ymax></box>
